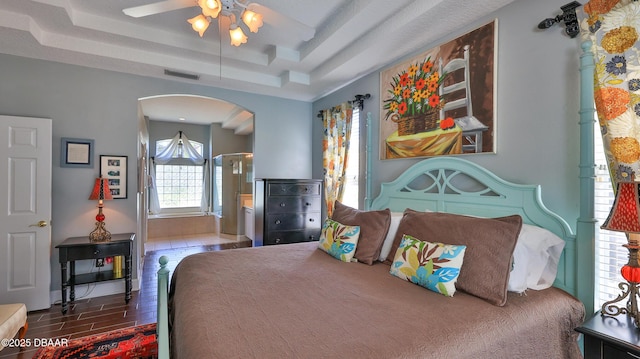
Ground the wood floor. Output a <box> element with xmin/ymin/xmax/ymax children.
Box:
<box><xmin>0</xmin><ymin>239</ymin><xmax>251</xmax><ymax>359</ymax></box>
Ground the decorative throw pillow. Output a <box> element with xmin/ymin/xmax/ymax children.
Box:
<box><xmin>332</xmin><ymin>201</ymin><xmax>391</xmax><ymax>265</ymax></box>
<box><xmin>384</xmin><ymin>210</ymin><xmax>522</xmax><ymax>306</ymax></box>
<box><xmin>389</xmin><ymin>234</ymin><xmax>466</xmax><ymax>296</ymax></box>
<box><xmin>318</xmin><ymin>218</ymin><xmax>361</xmax><ymax>262</ymax></box>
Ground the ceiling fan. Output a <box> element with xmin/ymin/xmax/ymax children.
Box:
<box><xmin>123</xmin><ymin>0</ymin><xmax>315</xmax><ymax>46</ymax></box>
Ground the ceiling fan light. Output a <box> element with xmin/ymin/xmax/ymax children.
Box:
<box><xmin>188</xmin><ymin>14</ymin><xmax>210</xmax><ymax>37</ymax></box>
<box><xmin>242</xmin><ymin>10</ymin><xmax>263</xmax><ymax>33</ymax></box>
<box><xmin>229</xmin><ymin>24</ymin><xmax>248</xmax><ymax>46</ymax></box>
<box><xmin>198</xmin><ymin>0</ymin><xmax>221</xmax><ymax>18</ymax></box>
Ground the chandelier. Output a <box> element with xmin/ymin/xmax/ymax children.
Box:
<box><xmin>188</xmin><ymin>0</ymin><xmax>263</xmax><ymax>46</ymax></box>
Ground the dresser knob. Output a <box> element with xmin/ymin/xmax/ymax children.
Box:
<box><xmin>94</xmin><ymin>250</ymin><xmax>100</xmax><ymax>255</ymax></box>
<box><xmin>275</xmin><ymin>219</ymin><xmax>281</xmax><ymax>225</ymax></box>
<box><xmin>279</xmin><ymin>202</ymin><xmax>286</xmax><ymax>207</ymax></box>
<box><xmin>305</xmin><ymin>202</ymin><xmax>311</xmax><ymax>206</ymax></box>
<box><xmin>309</xmin><ymin>218</ymin><xmax>314</xmax><ymax>222</ymax></box>
<box><xmin>275</xmin><ymin>238</ymin><xmax>281</xmax><ymax>244</ymax></box>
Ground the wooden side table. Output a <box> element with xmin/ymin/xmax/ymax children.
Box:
<box><xmin>56</xmin><ymin>233</ymin><xmax>134</xmax><ymax>314</ymax></box>
<box><xmin>576</xmin><ymin>311</ymin><xmax>640</xmax><ymax>358</ymax></box>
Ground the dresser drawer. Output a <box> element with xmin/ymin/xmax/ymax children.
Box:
<box><xmin>266</xmin><ymin>212</ymin><xmax>321</xmax><ymax>231</ymax></box>
<box><xmin>267</xmin><ymin>182</ymin><xmax>321</xmax><ymax>196</ymax></box>
<box><xmin>265</xmin><ymin>229</ymin><xmax>321</xmax><ymax>245</ymax></box>
<box><xmin>266</xmin><ymin>196</ymin><xmax>321</xmax><ymax>213</ymax></box>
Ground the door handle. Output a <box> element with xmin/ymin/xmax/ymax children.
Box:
<box><xmin>29</xmin><ymin>220</ymin><xmax>48</xmax><ymax>228</ymax></box>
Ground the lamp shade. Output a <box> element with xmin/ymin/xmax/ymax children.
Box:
<box><xmin>242</xmin><ymin>10</ymin><xmax>263</xmax><ymax>33</ymax></box>
<box><xmin>89</xmin><ymin>177</ymin><xmax>113</xmax><ymax>201</ymax></box>
<box><xmin>188</xmin><ymin>14</ymin><xmax>210</xmax><ymax>37</ymax></box>
<box><xmin>602</xmin><ymin>181</ymin><xmax>640</xmax><ymax>233</ymax></box>
<box><xmin>229</xmin><ymin>24</ymin><xmax>248</xmax><ymax>46</ymax></box>
<box><xmin>198</xmin><ymin>0</ymin><xmax>222</xmax><ymax>18</ymax></box>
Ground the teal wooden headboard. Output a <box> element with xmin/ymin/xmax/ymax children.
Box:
<box><xmin>369</xmin><ymin>156</ymin><xmax>577</xmax><ymax>296</ymax></box>
<box><xmin>363</xmin><ymin>40</ymin><xmax>596</xmax><ymax>313</ymax></box>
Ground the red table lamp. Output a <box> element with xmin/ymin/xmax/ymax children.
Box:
<box><xmin>88</xmin><ymin>177</ymin><xmax>113</xmax><ymax>242</ymax></box>
<box><xmin>601</xmin><ymin>181</ymin><xmax>640</xmax><ymax>327</ymax></box>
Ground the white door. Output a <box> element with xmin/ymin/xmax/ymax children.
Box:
<box><xmin>0</xmin><ymin>116</ymin><xmax>52</xmax><ymax>311</ymax></box>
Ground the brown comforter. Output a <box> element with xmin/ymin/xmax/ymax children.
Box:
<box><xmin>169</xmin><ymin>242</ymin><xmax>584</xmax><ymax>359</ymax></box>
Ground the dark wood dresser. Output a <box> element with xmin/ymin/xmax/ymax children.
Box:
<box><xmin>254</xmin><ymin>179</ymin><xmax>322</xmax><ymax>246</ymax></box>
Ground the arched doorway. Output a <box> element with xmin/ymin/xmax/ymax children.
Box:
<box><xmin>137</xmin><ymin>94</ymin><xmax>254</xmax><ymax>254</ymax></box>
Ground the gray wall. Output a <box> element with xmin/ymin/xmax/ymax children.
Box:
<box><xmin>210</xmin><ymin>123</ymin><xmax>252</xmax><ymax>156</ymax></box>
<box><xmin>0</xmin><ymin>55</ymin><xmax>313</xmax><ymax>293</ymax></box>
<box><xmin>312</xmin><ymin>0</ymin><xmax>581</xmax><ymax>230</ymax></box>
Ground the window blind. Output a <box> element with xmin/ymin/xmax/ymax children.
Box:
<box><xmin>594</xmin><ymin>123</ymin><xmax>629</xmax><ymax>308</ymax></box>
<box><xmin>341</xmin><ymin>108</ymin><xmax>360</xmax><ymax>209</ymax></box>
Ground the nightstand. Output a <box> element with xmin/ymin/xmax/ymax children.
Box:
<box><xmin>56</xmin><ymin>233</ymin><xmax>134</xmax><ymax>314</ymax></box>
<box><xmin>576</xmin><ymin>311</ymin><xmax>640</xmax><ymax>358</ymax></box>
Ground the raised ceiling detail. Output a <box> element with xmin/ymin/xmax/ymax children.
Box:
<box><xmin>0</xmin><ymin>0</ymin><xmax>519</xmax><ymax>102</ymax></box>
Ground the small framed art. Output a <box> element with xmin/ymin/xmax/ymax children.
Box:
<box><xmin>100</xmin><ymin>155</ymin><xmax>128</xmax><ymax>199</ymax></box>
<box><xmin>61</xmin><ymin>138</ymin><xmax>94</xmax><ymax>168</ymax></box>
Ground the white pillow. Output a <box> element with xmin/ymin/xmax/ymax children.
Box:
<box><xmin>508</xmin><ymin>224</ymin><xmax>565</xmax><ymax>293</ymax></box>
<box><xmin>378</xmin><ymin>212</ymin><xmax>404</xmax><ymax>262</ymax></box>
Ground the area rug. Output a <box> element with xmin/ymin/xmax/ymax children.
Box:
<box><xmin>32</xmin><ymin>322</ymin><xmax>157</xmax><ymax>359</ymax></box>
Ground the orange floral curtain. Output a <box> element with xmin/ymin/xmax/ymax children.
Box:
<box><xmin>582</xmin><ymin>1</ymin><xmax>640</xmax><ymax>186</ymax></box>
<box><xmin>322</xmin><ymin>102</ymin><xmax>353</xmax><ymax>217</ymax></box>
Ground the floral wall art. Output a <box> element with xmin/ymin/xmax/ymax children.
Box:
<box><xmin>379</xmin><ymin>20</ymin><xmax>497</xmax><ymax>159</ymax></box>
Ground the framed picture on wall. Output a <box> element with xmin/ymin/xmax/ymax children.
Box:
<box><xmin>379</xmin><ymin>19</ymin><xmax>497</xmax><ymax>159</ymax></box>
<box><xmin>100</xmin><ymin>155</ymin><xmax>128</xmax><ymax>199</ymax></box>
<box><xmin>61</xmin><ymin>138</ymin><xmax>94</xmax><ymax>168</ymax></box>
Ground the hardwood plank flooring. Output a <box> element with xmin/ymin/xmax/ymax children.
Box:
<box><xmin>0</xmin><ymin>239</ymin><xmax>251</xmax><ymax>359</ymax></box>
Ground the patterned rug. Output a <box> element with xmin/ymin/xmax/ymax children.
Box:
<box><xmin>32</xmin><ymin>323</ymin><xmax>157</xmax><ymax>359</ymax></box>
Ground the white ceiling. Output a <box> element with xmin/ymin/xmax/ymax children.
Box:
<box><xmin>0</xmin><ymin>0</ymin><xmax>519</xmax><ymax>133</ymax></box>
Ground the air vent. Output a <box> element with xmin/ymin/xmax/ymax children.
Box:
<box><xmin>163</xmin><ymin>69</ymin><xmax>200</xmax><ymax>81</ymax></box>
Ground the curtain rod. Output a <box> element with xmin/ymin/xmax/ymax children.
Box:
<box><xmin>317</xmin><ymin>93</ymin><xmax>371</xmax><ymax>119</ymax></box>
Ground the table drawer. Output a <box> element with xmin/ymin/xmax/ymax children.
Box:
<box><xmin>62</xmin><ymin>243</ymin><xmax>131</xmax><ymax>261</ymax></box>
<box><xmin>604</xmin><ymin>343</ymin><xmax>640</xmax><ymax>359</ymax></box>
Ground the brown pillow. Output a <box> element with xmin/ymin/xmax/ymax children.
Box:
<box><xmin>384</xmin><ymin>209</ymin><xmax>522</xmax><ymax>306</ymax></box>
<box><xmin>331</xmin><ymin>201</ymin><xmax>391</xmax><ymax>265</ymax></box>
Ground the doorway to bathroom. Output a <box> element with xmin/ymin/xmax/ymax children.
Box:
<box><xmin>137</xmin><ymin>94</ymin><xmax>254</xmax><ymax>253</ymax></box>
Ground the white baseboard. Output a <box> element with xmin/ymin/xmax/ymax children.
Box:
<box><xmin>49</xmin><ymin>279</ymin><xmax>141</xmax><ymax>306</ymax></box>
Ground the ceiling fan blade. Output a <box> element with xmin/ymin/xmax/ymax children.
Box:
<box><xmin>123</xmin><ymin>0</ymin><xmax>196</xmax><ymax>18</ymax></box>
<box><xmin>248</xmin><ymin>3</ymin><xmax>315</xmax><ymax>41</ymax></box>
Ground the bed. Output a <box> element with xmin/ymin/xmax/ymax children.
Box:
<box><xmin>160</xmin><ymin>156</ymin><xmax>585</xmax><ymax>359</ymax></box>
<box><xmin>157</xmin><ymin>40</ymin><xmax>598</xmax><ymax>359</ymax></box>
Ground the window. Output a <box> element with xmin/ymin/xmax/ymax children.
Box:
<box><xmin>154</xmin><ymin>138</ymin><xmax>205</xmax><ymax>211</ymax></box>
<box><xmin>341</xmin><ymin>107</ymin><xmax>360</xmax><ymax>209</ymax></box>
<box><xmin>594</xmin><ymin>121</ymin><xmax>628</xmax><ymax>309</ymax></box>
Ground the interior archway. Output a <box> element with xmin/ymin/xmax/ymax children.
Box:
<box><xmin>137</xmin><ymin>94</ymin><xmax>254</xmax><ymax>254</ymax></box>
